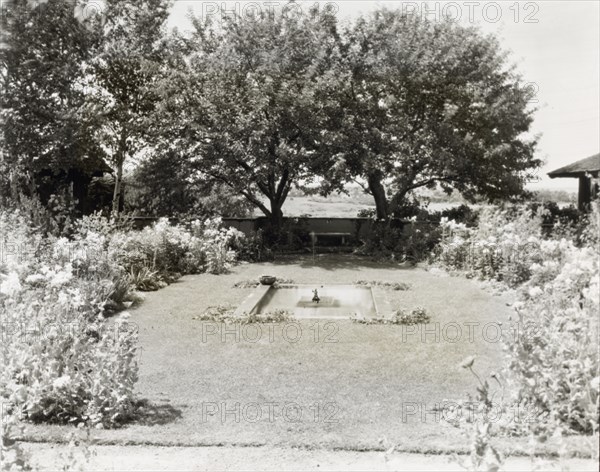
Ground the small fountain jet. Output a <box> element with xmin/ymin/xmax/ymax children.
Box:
<box><xmin>312</xmin><ymin>289</ymin><xmax>320</xmax><ymax>304</ymax></box>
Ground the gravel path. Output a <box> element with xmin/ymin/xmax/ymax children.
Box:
<box><xmin>22</xmin><ymin>443</ymin><xmax>599</xmax><ymax>472</ymax></box>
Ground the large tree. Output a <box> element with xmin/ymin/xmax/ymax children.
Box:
<box><xmin>0</xmin><ymin>0</ymin><xmax>104</xmax><ymax>202</ymax></box>
<box><xmin>85</xmin><ymin>0</ymin><xmax>172</xmax><ymax>216</ymax></box>
<box><xmin>126</xmin><ymin>149</ymin><xmax>253</xmax><ymax>217</ymax></box>
<box><xmin>156</xmin><ymin>4</ymin><xmax>341</xmax><ymax>227</ymax></box>
<box><xmin>315</xmin><ymin>10</ymin><xmax>540</xmax><ymax>220</ymax></box>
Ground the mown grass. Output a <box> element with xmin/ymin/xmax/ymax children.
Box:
<box><xmin>23</xmin><ymin>255</ymin><xmax>523</xmax><ymax>453</ymax></box>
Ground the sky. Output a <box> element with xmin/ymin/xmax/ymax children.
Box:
<box><xmin>168</xmin><ymin>1</ymin><xmax>600</xmax><ymax>192</ymax></box>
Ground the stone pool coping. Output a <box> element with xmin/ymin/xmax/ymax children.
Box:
<box><xmin>233</xmin><ymin>283</ymin><xmax>385</xmax><ymax>319</ymax></box>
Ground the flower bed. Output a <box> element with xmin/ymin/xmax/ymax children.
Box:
<box><xmin>0</xmin><ymin>210</ymin><xmax>244</xmax><ymax>431</ymax></box>
<box><xmin>433</xmin><ymin>203</ymin><xmax>600</xmax><ymax>435</ymax></box>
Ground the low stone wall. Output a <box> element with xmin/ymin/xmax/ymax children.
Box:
<box><xmin>221</xmin><ymin>217</ymin><xmax>374</xmax><ymax>241</ymax></box>
<box><xmin>128</xmin><ymin>216</ymin><xmax>437</xmax><ymax>247</ymax></box>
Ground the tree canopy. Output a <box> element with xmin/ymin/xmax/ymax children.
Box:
<box><xmin>0</xmin><ymin>0</ymin><xmax>103</xmax><ymax>201</ymax></box>
<box><xmin>1</xmin><ymin>2</ymin><xmax>541</xmax><ymax>224</ymax></box>
<box><xmin>154</xmin><ymin>6</ymin><xmax>342</xmax><ymax>225</ymax></box>
<box><xmin>314</xmin><ymin>9</ymin><xmax>540</xmax><ymax>219</ymax></box>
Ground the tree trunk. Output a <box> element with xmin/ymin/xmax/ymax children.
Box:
<box><xmin>269</xmin><ymin>200</ymin><xmax>284</xmax><ymax>228</ymax></box>
<box><xmin>111</xmin><ymin>159</ymin><xmax>123</xmax><ymax>218</ymax></box>
<box><xmin>112</xmin><ymin>131</ymin><xmax>127</xmax><ymax>218</ymax></box>
<box><xmin>367</xmin><ymin>172</ymin><xmax>389</xmax><ymax>220</ymax></box>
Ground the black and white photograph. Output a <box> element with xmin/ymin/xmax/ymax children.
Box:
<box><xmin>1</xmin><ymin>1</ymin><xmax>599</xmax><ymax>470</ymax></box>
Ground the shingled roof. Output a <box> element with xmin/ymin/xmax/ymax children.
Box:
<box><xmin>548</xmin><ymin>153</ymin><xmax>600</xmax><ymax>178</ymax></box>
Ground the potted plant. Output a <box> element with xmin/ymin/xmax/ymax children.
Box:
<box><xmin>259</xmin><ymin>275</ymin><xmax>277</xmax><ymax>285</ymax></box>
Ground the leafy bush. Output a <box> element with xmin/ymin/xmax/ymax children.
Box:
<box><xmin>0</xmin><ymin>210</ymin><xmax>243</xmax><ymax>430</ymax></box>
<box><xmin>262</xmin><ymin>218</ymin><xmax>310</xmax><ymax>250</ymax></box>
<box><xmin>354</xmin><ymin>280</ymin><xmax>411</xmax><ymax>291</ymax></box>
<box><xmin>189</xmin><ymin>218</ymin><xmax>241</xmax><ymax>274</ymax></box>
<box><xmin>357</xmin><ymin>220</ymin><xmax>442</xmax><ymax>263</ymax></box>
<box><xmin>108</xmin><ymin>216</ymin><xmax>243</xmax><ymax>289</ymax></box>
<box><xmin>435</xmin><ymin>205</ymin><xmax>543</xmax><ymax>287</ymax></box>
<box><xmin>434</xmin><ymin>202</ymin><xmax>600</xmax><ymax>435</ymax></box>
<box><xmin>193</xmin><ymin>305</ymin><xmax>293</xmax><ymax>323</ymax></box>
<box><xmin>1</xmin><ymin>209</ymin><xmax>138</xmax><ymax>428</ymax></box>
<box><xmin>352</xmin><ymin>307</ymin><xmax>430</xmax><ymax>325</ymax></box>
<box><xmin>439</xmin><ymin>204</ymin><xmax>479</xmax><ymax>227</ymax></box>
<box><xmin>527</xmin><ymin>201</ymin><xmax>583</xmax><ymax>238</ymax></box>
<box><xmin>504</xmin><ymin>211</ymin><xmax>599</xmax><ymax>435</ymax></box>
<box><xmin>232</xmin><ymin>229</ymin><xmax>274</xmax><ymax>262</ymax></box>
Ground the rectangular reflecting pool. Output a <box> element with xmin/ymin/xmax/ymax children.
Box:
<box><xmin>235</xmin><ymin>284</ymin><xmax>378</xmax><ymax>319</ymax></box>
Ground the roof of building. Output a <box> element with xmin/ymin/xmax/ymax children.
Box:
<box><xmin>548</xmin><ymin>153</ymin><xmax>600</xmax><ymax>178</ymax></box>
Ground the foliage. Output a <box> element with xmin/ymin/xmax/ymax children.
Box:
<box><xmin>232</xmin><ymin>280</ymin><xmax>260</xmax><ymax>289</ymax></box>
<box><xmin>233</xmin><ymin>277</ymin><xmax>295</xmax><ymax>289</ymax></box>
<box><xmin>263</xmin><ymin>218</ymin><xmax>311</xmax><ymax>250</ymax></box>
<box><xmin>231</xmin><ymin>230</ymin><xmax>274</xmax><ymax>263</ymax></box>
<box><xmin>0</xmin><ymin>207</ymin><xmax>243</xmax><ymax>437</ymax></box>
<box><xmin>314</xmin><ymin>10</ymin><xmax>540</xmax><ymax>219</ymax></box>
<box><xmin>435</xmin><ymin>205</ymin><xmax>544</xmax><ymax>287</ymax></box>
<box><xmin>451</xmin><ymin>357</ymin><xmax>505</xmax><ymax>472</ymax></box>
<box><xmin>1</xmin><ymin>405</ymin><xmax>33</xmax><ymax>471</ymax></box>
<box><xmin>357</xmin><ymin>220</ymin><xmax>442</xmax><ymax>263</ymax></box>
<box><xmin>193</xmin><ymin>305</ymin><xmax>293</xmax><ymax>324</ymax></box>
<box><xmin>0</xmin><ymin>209</ymin><xmax>139</xmax><ymax>429</ymax></box>
<box><xmin>504</xmin><ymin>209</ymin><xmax>599</xmax><ymax>435</ymax></box>
<box><xmin>352</xmin><ymin>307</ymin><xmax>430</xmax><ymax>325</ymax></box>
<box><xmin>125</xmin><ymin>150</ymin><xmax>253</xmax><ymax>218</ymax></box>
<box><xmin>154</xmin><ymin>4</ymin><xmax>342</xmax><ymax>226</ymax></box>
<box><xmin>526</xmin><ymin>201</ymin><xmax>583</xmax><ymax>238</ymax></box>
<box><xmin>440</xmin><ymin>204</ymin><xmax>479</xmax><ymax>228</ymax></box>
<box><xmin>0</xmin><ymin>0</ymin><xmax>106</xmax><ymax>206</ymax></box>
<box><xmin>110</xmin><ymin>217</ymin><xmax>243</xmax><ymax>290</ymax></box>
<box><xmin>434</xmin><ymin>203</ymin><xmax>600</xmax><ymax>436</ymax></box>
<box><xmin>84</xmin><ymin>0</ymin><xmax>173</xmax><ymax>216</ymax></box>
<box><xmin>354</xmin><ymin>280</ymin><xmax>411</xmax><ymax>291</ymax></box>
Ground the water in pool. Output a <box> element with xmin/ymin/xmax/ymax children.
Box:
<box><xmin>253</xmin><ymin>285</ymin><xmax>377</xmax><ymax>318</ymax></box>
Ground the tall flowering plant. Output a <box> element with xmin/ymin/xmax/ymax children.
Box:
<box><xmin>1</xmin><ymin>209</ymin><xmax>139</xmax><ymax>429</ymax></box>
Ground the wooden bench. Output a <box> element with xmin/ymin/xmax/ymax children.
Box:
<box><xmin>309</xmin><ymin>231</ymin><xmax>353</xmax><ymax>246</ymax></box>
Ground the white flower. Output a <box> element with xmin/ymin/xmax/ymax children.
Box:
<box><xmin>25</xmin><ymin>273</ymin><xmax>45</xmax><ymax>284</ymax></box>
<box><xmin>52</xmin><ymin>375</ymin><xmax>71</xmax><ymax>390</ymax></box>
<box><xmin>57</xmin><ymin>291</ymin><xmax>69</xmax><ymax>305</ymax></box>
<box><xmin>0</xmin><ymin>271</ymin><xmax>22</xmax><ymax>296</ymax></box>
<box><xmin>49</xmin><ymin>263</ymin><xmax>73</xmax><ymax>287</ymax></box>
<box><xmin>528</xmin><ymin>286</ymin><xmax>543</xmax><ymax>298</ymax></box>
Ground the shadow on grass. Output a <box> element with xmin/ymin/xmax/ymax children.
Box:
<box><xmin>268</xmin><ymin>254</ymin><xmax>416</xmax><ymax>271</ymax></box>
<box><xmin>131</xmin><ymin>399</ymin><xmax>183</xmax><ymax>426</ymax></box>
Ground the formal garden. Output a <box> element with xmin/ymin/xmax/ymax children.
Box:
<box><xmin>1</xmin><ymin>1</ymin><xmax>599</xmax><ymax>471</ymax></box>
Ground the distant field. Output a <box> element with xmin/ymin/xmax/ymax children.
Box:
<box><xmin>252</xmin><ymin>193</ymin><xmax>575</xmax><ymax>218</ymax></box>
<box><xmin>253</xmin><ymin>196</ymin><xmax>463</xmax><ymax>218</ymax></box>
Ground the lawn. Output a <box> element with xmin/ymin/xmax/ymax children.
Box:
<box><xmin>21</xmin><ymin>255</ymin><xmax>534</xmax><ymax>454</ymax></box>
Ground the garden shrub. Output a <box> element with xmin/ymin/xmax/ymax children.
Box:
<box><xmin>352</xmin><ymin>307</ymin><xmax>430</xmax><ymax>325</ymax></box>
<box><xmin>357</xmin><ymin>219</ymin><xmax>442</xmax><ymax>263</ymax></box>
<box><xmin>439</xmin><ymin>204</ymin><xmax>479</xmax><ymax>227</ymax></box>
<box><xmin>435</xmin><ymin>205</ymin><xmax>544</xmax><ymax>287</ymax></box>
<box><xmin>108</xmin><ymin>216</ymin><xmax>243</xmax><ymax>290</ymax></box>
<box><xmin>1</xmin><ymin>209</ymin><xmax>139</xmax><ymax>428</ymax></box>
<box><xmin>189</xmin><ymin>218</ymin><xmax>241</xmax><ymax>274</ymax></box>
<box><xmin>354</xmin><ymin>280</ymin><xmax>411</xmax><ymax>291</ymax></box>
<box><xmin>193</xmin><ymin>305</ymin><xmax>293</xmax><ymax>323</ymax></box>
<box><xmin>504</xmin><ymin>209</ymin><xmax>599</xmax><ymax>435</ymax></box>
<box><xmin>232</xmin><ymin>229</ymin><xmax>274</xmax><ymax>262</ymax></box>
<box><xmin>0</xmin><ymin>210</ymin><xmax>244</xmax><ymax>430</ymax></box>
<box><xmin>527</xmin><ymin>201</ymin><xmax>583</xmax><ymax>238</ymax></box>
<box><xmin>434</xmin><ymin>202</ymin><xmax>600</xmax><ymax>436</ymax></box>
<box><xmin>261</xmin><ymin>218</ymin><xmax>310</xmax><ymax>250</ymax></box>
